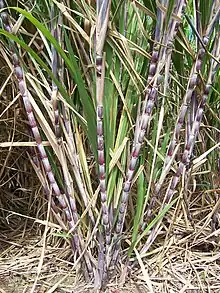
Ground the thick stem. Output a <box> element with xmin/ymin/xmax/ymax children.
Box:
<box><xmin>112</xmin><ymin>0</ymin><xmax>186</xmax><ymax>264</ymax></box>
<box><xmin>95</xmin><ymin>0</ymin><xmax>112</xmax><ymax>286</ymax></box>
<box><xmin>29</xmin><ymin>145</ymin><xmax>66</xmax><ymax>230</ymax></box>
<box><xmin>0</xmin><ymin>0</ymin><xmax>93</xmax><ymax>277</ymax></box>
<box><xmin>95</xmin><ymin>0</ymin><xmax>112</xmax><ymax>249</ymax></box>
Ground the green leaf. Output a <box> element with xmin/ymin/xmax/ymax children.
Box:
<box><xmin>52</xmin><ymin>232</ymin><xmax>72</xmax><ymax>239</ymax></box>
<box><xmin>128</xmin><ymin>197</ymin><xmax>178</xmax><ymax>255</ymax></box>
<box><xmin>64</xmin><ymin>30</ymin><xmax>97</xmax><ymax>158</ymax></box>
<box><xmin>143</xmin><ymin>0</ymin><xmax>156</xmax><ymax>15</ymax></box>
<box><xmin>164</xmin><ymin>0</ymin><xmax>175</xmax><ymax>31</ymax></box>
<box><xmin>132</xmin><ymin>168</ymin><xmax>145</xmax><ymax>244</ymax></box>
<box><xmin>8</xmin><ymin>7</ymin><xmax>97</xmax><ymax>158</ymax></box>
<box><xmin>199</xmin><ymin>0</ymin><xmax>213</xmax><ymax>32</ymax></box>
<box><xmin>0</xmin><ymin>29</ymin><xmax>85</xmax><ymax>124</ymax></box>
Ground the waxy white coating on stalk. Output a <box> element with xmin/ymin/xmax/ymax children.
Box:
<box><xmin>144</xmin><ymin>35</ymin><xmax>219</xmax><ymax>239</ymax></box>
<box><xmin>95</xmin><ymin>1</ymin><xmax>112</xmax><ymax>255</ymax></box>
<box><xmin>95</xmin><ymin>1</ymin><xmax>112</xmax><ymax>286</ymax></box>
<box><xmin>112</xmin><ymin>47</ymin><xmax>160</xmax><ymax>262</ymax></box>
<box><xmin>0</xmin><ymin>0</ymin><xmax>94</xmax><ymax>277</ymax></box>
<box><xmin>164</xmin><ymin>35</ymin><xmax>219</xmax><ymax>199</ymax></box>
<box><xmin>113</xmin><ymin>0</ymin><xmax>187</xmax><ymax>256</ymax></box>
<box><xmin>144</xmin><ymin>32</ymin><xmax>209</xmax><ymax>224</ymax></box>
<box><xmin>29</xmin><ymin>146</ymin><xmax>66</xmax><ymax>228</ymax></box>
<box><xmin>163</xmin><ymin>47</ymin><xmax>205</xmax><ymax>169</ymax></box>
<box><xmin>96</xmin><ymin>104</ymin><xmax>111</xmax><ymax>245</ymax></box>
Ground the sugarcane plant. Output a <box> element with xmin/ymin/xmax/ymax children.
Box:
<box><xmin>95</xmin><ymin>0</ymin><xmax>111</xmax><ymax>253</ymax></box>
<box><xmin>0</xmin><ymin>0</ymin><xmax>94</xmax><ymax>280</ymax></box>
<box><xmin>0</xmin><ymin>0</ymin><xmax>219</xmax><ymax>290</ymax></box>
<box><xmin>140</xmin><ymin>2</ymin><xmax>220</xmax><ymax>255</ymax></box>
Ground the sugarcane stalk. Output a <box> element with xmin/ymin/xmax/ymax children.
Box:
<box><xmin>111</xmin><ymin>1</ymin><xmax>165</xmax><ymax>265</ymax></box>
<box><xmin>141</xmin><ymin>35</ymin><xmax>219</xmax><ymax>257</ymax></box>
<box><xmin>0</xmin><ymin>0</ymin><xmax>93</xmax><ymax>277</ymax></box>
<box><xmin>187</xmin><ymin>36</ymin><xmax>220</xmax><ymax>163</ymax></box>
<box><xmin>28</xmin><ymin>145</ymin><xmax>67</xmax><ymax>230</ymax></box>
<box><xmin>50</xmin><ymin>8</ymin><xmax>95</xmax><ymax>273</ymax></box>
<box><xmin>94</xmin><ymin>0</ymin><xmax>112</xmax><ymax>286</ymax></box>
<box><xmin>112</xmin><ymin>0</ymin><xmax>186</xmax><ymax>264</ymax></box>
<box><xmin>140</xmin><ymin>0</ymin><xmax>219</xmax><ymax>253</ymax></box>
<box><xmin>52</xmin><ymin>11</ymin><xmax>96</xmax><ymax>226</ymax></box>
<box><xmin>157</xmin><ymin>8</ymin><xmax>219</xmax><ymax>202</ymax></box>
<box><xmin>141</xmin><ymin>0</ymin><xmax>186</xmax><ymax>228</ymax></box>
<box><xmin>143</xmin><ymin>47</ymin><xmax>206</xmax><ymax>223</ymax></box>
<box><xmin>95</xmin><ymin>0</ymin><xmax>111</xmax><ymax>248</ymax></box>
<box><xmin>0</xmin><ymin>2</ymin><xmax>71</xmax><ymax>225</ymax></box>
<box><xmin>143</xmin><ymin>1</ymin><xmax>219</xmax><ymax>224</ymax></box>
<box><xmin>167</xmin><ymin>52</ymin><xmax>205</xmax><ymax>163</ymax></box>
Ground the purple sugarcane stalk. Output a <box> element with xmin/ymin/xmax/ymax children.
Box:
<box><xmin>111</xmin><ymin>3</ymin><xmax>164</xmax><ymax>265</ymax></box>
<box><xmin>187</xmin><ymin>36</ymin><xmax>220</xmax><ymax>163</ymax></box>
<box><xmin>140</xmin><ymin>36</ymin><xmax>219</xmax><ymax>256</ymax></box>
<box><xmin>147</xmin><ymin>4</ymin><xmax>220</xmax><ymax>212</ymax></box>
<box><xmin>111</xmin><ymin>0</ymin><xmax>186</xmax><ymax>264</ymax></box>
<box><xmin>142</xmin><ymin>0</ymin><xmax>186</xmax><ymax>226</ymax></box>
<box><xmin>0</xmin><ymin>0</ymin><xmax>93</xmax><ymax>276</ymax></box>
<box><xmin>28</xmin><ymin>145</ymin><xmax>67</xmax><ymax>229</ymax></box>
<box><xmin>96</xmin><ymin>0</ymin><xmax>111</xmax><ymax>248</ymax></box>
<box><xmin>52</xmin><ymin>12</ymin><xmax>96</xmax><ymax>225</ymax></box>
<box><xmin>95</xmin><ymin>0</ymin><xmax>112</xmax><ymax>286</ymax></box>
<box><xmin>163</xmin><ymin>47</ymin><xmax>206</xmax><ymax>168</ymax></box>
<box><xmin>50</xmin><ymin>9</ymin><xmax>95</xmax><ymax>270</ymax></box>
<box><xmin>144</xmin><ymin>44</ymin><xmax>206</xmax><ymax>222</ymax></box>
<box><xmin>161</xmin><ymin>0</ymin><xmax>220</xmax><ymax>170</ymax></box>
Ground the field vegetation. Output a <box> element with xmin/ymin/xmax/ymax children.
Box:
<box><xmin>0</xmin><ymin>0</ymin><xmax>219</xmax><ymax>292</ymax></box>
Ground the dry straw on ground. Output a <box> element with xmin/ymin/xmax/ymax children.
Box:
<box><xmin>1</xmin><ymin>0</ymin><xmax>220</xmax><ymax>292</ymax></box>
<box><xmin>0</xmin><ymin>132</ymin><xmax>220</xmax><ymax>292</ymax></box>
